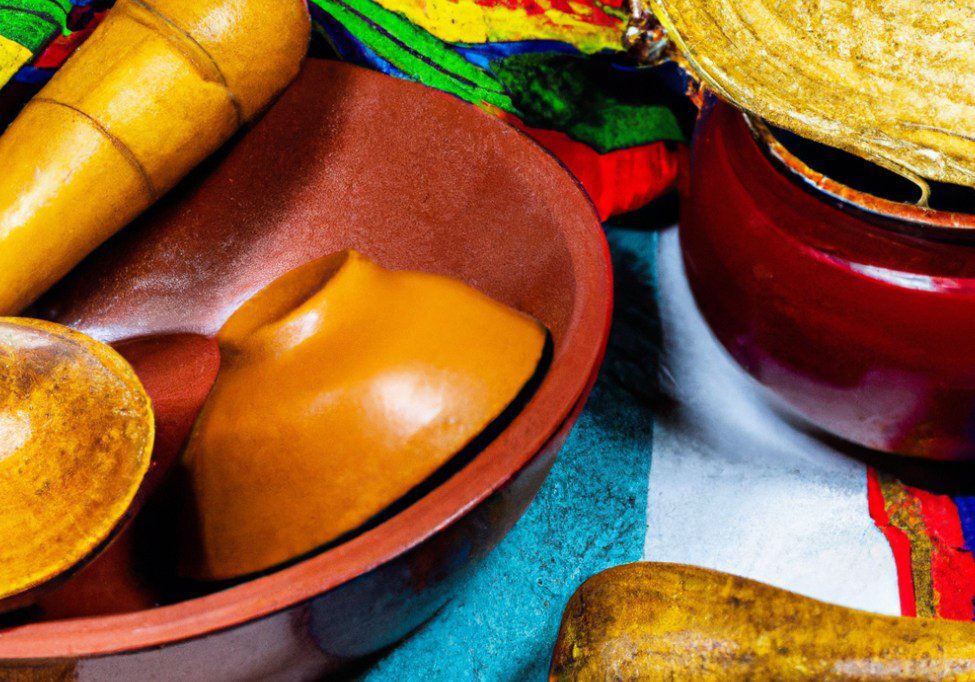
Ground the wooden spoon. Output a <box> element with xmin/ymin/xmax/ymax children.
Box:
<box><xmin>0</xmin><ymin>318</ymin><xmax>153</xmax><ymax>612</ymax></box>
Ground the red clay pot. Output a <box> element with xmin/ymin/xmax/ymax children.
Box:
<box><xmin>681</xmin><ymin>99</ymin><xmax>975</xmax><ymax>460</ymax></box>
<box><xmin>2</xmin><ymin>59</ymin><xmax>611</xmax><ymax>678</ymax></box>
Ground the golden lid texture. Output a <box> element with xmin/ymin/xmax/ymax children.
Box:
<box><xmin>651</xmin><ymin>0</ymin><xmax>975</xmax><ymax>193</ymax></box>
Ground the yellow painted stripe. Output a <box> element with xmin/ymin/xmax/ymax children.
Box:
<box><xmin>878</xmin><ymin>473</ymin><xmax>937</xmax><ymax>618</ymax></box>
<box><xmin>0</xmin><ymin>34</ymin><xmax>32</xmax><ymax>89</ymax></box>
<box><xmin>377</xmin><ymin>0</ymin><xmax>625</xmax><ymax>54</ymax></box>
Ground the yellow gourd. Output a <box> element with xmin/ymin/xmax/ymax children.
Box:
<box><xmin>552</xmin><ymin>562</ymin><xmax>975</xmax><ymax>680</ymax></box>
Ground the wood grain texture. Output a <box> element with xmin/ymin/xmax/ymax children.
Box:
<box><xmin>552</xmin><ymin>562</ymin><xmax>975</xmax><ymax>680</ymax></box>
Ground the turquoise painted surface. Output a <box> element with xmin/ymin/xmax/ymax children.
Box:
<box><xmin>361</xmin><ymin>225</ymin><xmax>660</xmax><ymax>681</ymax></box>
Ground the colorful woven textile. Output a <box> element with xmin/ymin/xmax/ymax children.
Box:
<box><xmin>0</xmin><ymin>0</ymin><xmax>71</xmax><ymax>83</ymax></box>
<box><xmin>0</xmin><ymin>0</ymin><xmax>688</xmax><ymax>218</ymax></box>
<box><xmin>0</xmin><ymin>0</ymin><xmax>108</xmax><ymax>125</ymax></box>
<box><xmin>309</xmin><ymin>0</ymin><xmax>689</xmax><ymax>217</ymax></box>
<box><xmin>0</xmin><ymin>1</ymin><xmax>110</xmax><ymax>80</ymax></box>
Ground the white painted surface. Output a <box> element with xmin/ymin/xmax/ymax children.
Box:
<box><xmin>645</xmin><ymin>227</ymin><xmax>901</xmax><ymax>615</ymax></box>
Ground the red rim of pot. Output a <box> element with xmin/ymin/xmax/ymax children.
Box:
<box><xmin>747</xmin><ymin>114</ymin><xmax>975</xmax><ymax>234</ymax></box>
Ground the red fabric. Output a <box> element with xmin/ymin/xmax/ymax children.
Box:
<box><xmin>867</xmin><ymin>469</ymin><xmax>918</xmax><ymax>617</ymax></box>
<box><xmin>503</xmin><ymin>113</ymin><xmax>684</xmax><ymax>220</ymax></box>
<box><xmin>471</xmin><ymin>0</ymin><xmax>624</xmax><ymax>27</ymax></box>
<box><xmin>867</xmin><ymin>468</ymin><xmax>975</xmax><ymax>619</ymax></box>
<box><xmin>910</xmin><ymin>486</ymin><xmax>975</xmax><ymax>619</ymax></box>
<box><xmin>34</xmin><ymin>10</ymin><xmax>110</xmax><ymax>69</ymax></box>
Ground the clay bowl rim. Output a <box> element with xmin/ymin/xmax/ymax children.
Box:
<box><xmin>745</xmin><ymin>113</ymin><xmax>975</xmax><ymax>234</ymax></box>
<box><xmin>0</xmin><ymin>74</ymin><xmax>613</xmax><ymax>659</ymax></box>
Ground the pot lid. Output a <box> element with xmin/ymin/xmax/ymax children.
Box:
<box><xmin>643</xmin><ymin>0</ymin><xmax>975</xmax><ymax>203</ymax></box>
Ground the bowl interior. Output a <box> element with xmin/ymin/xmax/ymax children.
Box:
<box><xmin>8</xmin><ymin>58</ymin><xmax>611</xmax><ymax>656</ymax></box>
<box><xmin>40</xmin><ymin>60</ymin><xmax>590</xmax><ymax>346</ymax></box>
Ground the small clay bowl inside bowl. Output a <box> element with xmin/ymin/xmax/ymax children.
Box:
<box><xmin>680</xmin><ymin>98</ymin><xmax>975</xmax><ymax>460</ymax></box>
<box><xmin>2</xmin><ymin>59</ymin><xmax>611</xmax><ymax>678</ymax></box>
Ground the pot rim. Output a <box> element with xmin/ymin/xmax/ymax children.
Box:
<box><xmin>745</xmin><ymin>114</ymin><xmax>975</xmax><ymax>234</ymax></box>
<box><xmin>0</xmin><ymin>72</ymin><xmax>614</xmax><ymax>660</ymax></box>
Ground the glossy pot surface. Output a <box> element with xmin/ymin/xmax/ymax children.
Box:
<box><xmin>681</xmin><ymin>100</ymin><xmax>975</xmax><ymax>459</ymax></box>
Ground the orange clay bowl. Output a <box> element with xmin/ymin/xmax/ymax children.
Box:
<box><xmin>3</xmin><ymin>59</ymin><xmax>611</xmax><ymax>678</ymax></box>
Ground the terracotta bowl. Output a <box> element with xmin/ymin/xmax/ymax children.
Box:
<box><xmin>1</xmin><ymin>60</ymin><xmax>611</xmax><ymax>678</ymax></box>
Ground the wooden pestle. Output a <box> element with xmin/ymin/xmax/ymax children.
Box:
<box><xmin>0</xmin><ymin>0</ymin><xmax>310</xmax><ymax>313</ymax></box>
<box><xmin>551</xmin><ymin>562</ymin><xmax>975</xmax><ymax>680</ymax></box>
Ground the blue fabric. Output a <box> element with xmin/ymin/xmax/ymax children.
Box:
<box><xmin>310</xmin><ymin>5</ymin><xmax>410</xmax><ymax>79</ymax></box>
<box><xmin>452</xmin><ymin>40</ymin><xmax>579</xmax><ymax>69</ymax></box>
<box><xmin>954</xmin><ymin>497</ymin><xmax>975</xmax><ymax>555</ymax></box>
<box><xmin>361</xmin><ymin>225</ymin><xmax>660</xmax><ymax>680</ymax></box>
<box><xmin>12</xmin><ymin>66</ymin><xmax>53</xmax><ymax>84</ymax></box>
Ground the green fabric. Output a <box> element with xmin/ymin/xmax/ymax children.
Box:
<box><xmin>491</xmin><ymin>53</ymin><xmax>685</xmax><ymax>152</ymax></box>
<box><xmin>311</xmin><ymin>0</ymin><xmax>513</xmax><ymax>109</ymax></box>
<box><xmin>0</xmin><ymin>0</ymin><xmax>70</xmax><ymax>51</ymax></box>
<box><xmin>309</xmin><ymin>0</ymin><xmax>688</xmax><ymax>155</ymax></box>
